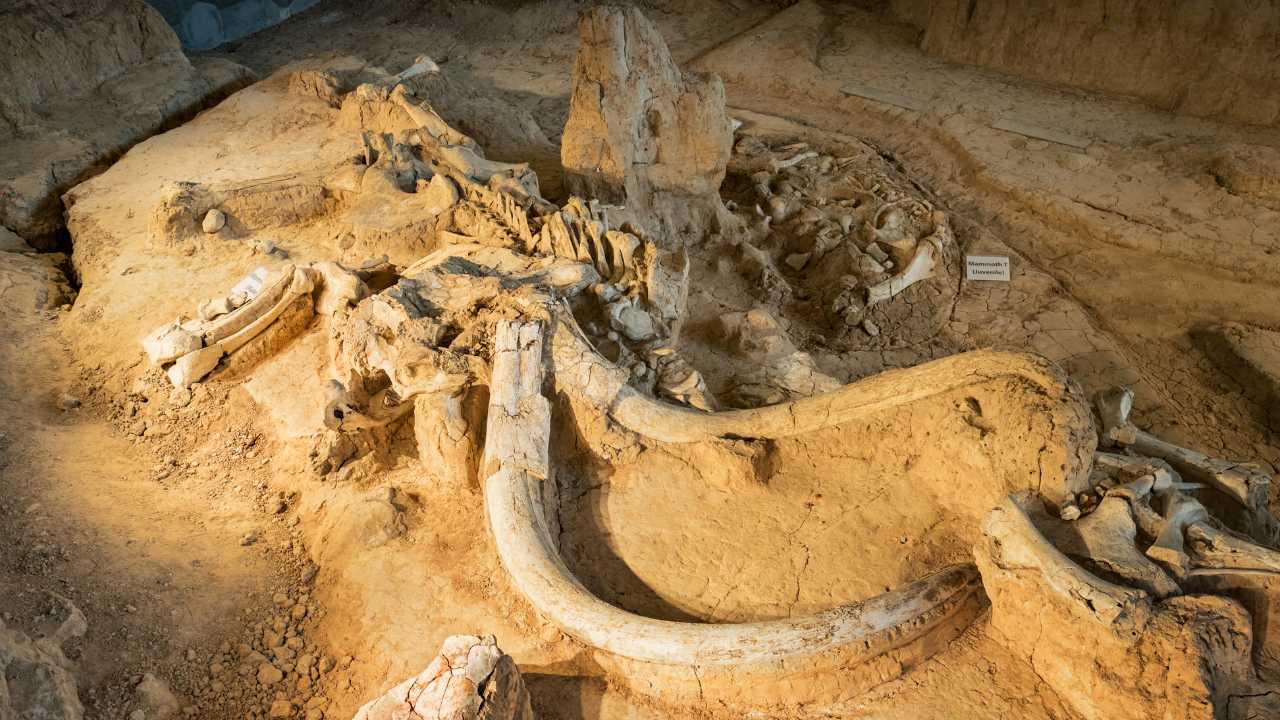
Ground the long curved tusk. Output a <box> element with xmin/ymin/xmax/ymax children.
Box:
<box><xmin>481</xmin><ymin>318</ymin><xmax>983</xmax><ymax>690</ymax></box>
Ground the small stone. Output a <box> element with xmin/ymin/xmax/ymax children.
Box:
<box><xmin>58</xmin><ymin>393</ymin><xmax>81</xmax><ymax>410</ymax></box>
<box><xmin>241</xmin><ymin>531</ymin><xmax>259</xmax><ymax>547</ymax></box>
<box><xmin>202</xmin><ymin>209</ymin><xmax>226</xmax><ymax>233</ymax></box>
<box><xmin>268</xmin><ymin>699</ymin><xmax>293</xmax><ymax>717</ymax></box>
<box><xmin>290</xmin><ymin>604</ymin><xmax>307</xmax><ymax>621</ymax></box>
<box><xmin>168</xmin><ymin>387</ymin><xmax>191</xmax><ymax>407</ymax></box>
<box><xmin>862</xmin><ymin>319</ymin><xmax>880</xmax><ymax>337</ymax></box>
<box><xmin>783</xmin><ymin>252</ymin><xmax>810</xmax><ymax>271</ymax></box>
<box><xmin>1059</xmin><ymin>503</ymin><xmax>1082</xmax><ymax>521</ymax></box>
<box><xmin>258</xmin><ymin>663</ymin><xmax>284</xmax><ymax>686</ymax></box>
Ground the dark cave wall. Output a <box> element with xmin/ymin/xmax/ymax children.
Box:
<box><xmin>894</xmin><ymin>0</ymin><xmax>1280</xmax><ymax>127</ymax></box>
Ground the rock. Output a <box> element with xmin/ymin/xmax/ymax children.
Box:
<box><xmin>258</xmin><ymin>663</ymin><xmax>284</xmax><ymax>686</ymax></box>
<box><xmin>561</xmin><ymin>5</ymin><xmax>733</xmax><ymax>241</ymax></box>
<box><xmin>0</xmin><ymin>226</ymin><xmax>33</xmax><ymax>253</ymax></box>
<box><xmin>0</xmin><ymin>603</ymin><xmax>85</xmax><ymax>720</ymax></box>
<box><xmin>269</xmin><ymin>699</ymin><xmax>294</xmax><ymax>717</ymax></box>
<box><xmin>202</xmin><ymin>209</ymin><xmax>226</xmax><ymax>233</ymax></box>
<box><xmin>57</xmin><ymin>392</ymin><xmax>81</xmax><ymax>410</ymax></box>
<box><xmin>351</xmin><ymin>635</ymin><xmax>532</xmax><ymax>720</ymax></box>
<box><xmin>135</xmin><ymin>673</ymin><xmax>181</xmax><ymax>720</ymax></box>
<box><xmin>783</xmin><ymin>252</ymin><xmax>810</xmax><ymax>271</ymax></box>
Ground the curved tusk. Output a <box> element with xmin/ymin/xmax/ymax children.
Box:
<box><xmin>486</xmin><ymin>461</ymin><xmax>982</xmax><ymax>666</ymax></box>
<box><xmin>482</xmin><ymin>318</ymin><xmax>983</xmax><ymax>673</ymax></box>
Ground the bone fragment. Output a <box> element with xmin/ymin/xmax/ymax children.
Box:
<box><xmin>866</xmin><ymin>238</ymin><xmax>939</xmax><ymax>305</ymax></box>
<box><xmin>166</xmin><ymin>346</ymin><xmax>223</xmax><ymax>389</ymax></box>
<box><xmin>1095</xmin><ymin>386</ymin><xmax>1137</xmax><ymax>445</ymax></box>
<box><xmin>1049</xmin><ymin>496</ymin><xmax>1180</xmax><ymax>597</ymax></box>
<box><xmin>1145</xmin><ymin>491</ymin><xmax>1209</xmax><ymax>575</ymax></box>
<box><xmin>142</xmin><ymin>321</ymin><xmax>202</xmax><ymax>365</ymax></box>
<box><xmin>392</xmin><ymin>54</ymin><xmax>441</xmax><ymax>84</ymax></box>
<box><xmin>770</xmin><ymin>151</ymin><xmax>817</xmax><ymax>172</ymax></box>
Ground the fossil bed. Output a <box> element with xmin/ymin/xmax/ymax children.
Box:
<box><xmin>2</xmin><ymin>2</ymin><xmax>1280</xmax><ymax>720</ymax></box>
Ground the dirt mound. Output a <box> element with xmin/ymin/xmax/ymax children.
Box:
<box><xmin>0</xmin><ymin>0</ymin><xmax>253</xmax><ymax>247</ymax></box>
<box><xmin>908</xmin><ymin>0</ymin><xmax>1280</xmax><ymax>127</ymax></box>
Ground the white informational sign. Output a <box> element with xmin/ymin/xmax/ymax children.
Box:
<box><xmin>965</xmin><ymin>255</ymin><xmax>1011</xmax><ymax>282</ymax></box>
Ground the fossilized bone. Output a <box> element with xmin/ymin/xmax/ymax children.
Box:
<box><xmin>866</xmin><ymin>236</ymin><xmax>940</xmax><ymax>305</ymax></box>
<box><xmin>1095</xmin><ymin>386</ymin><xmax>1280</xmax><ymax>546</ymax></box>
<box><xmin>482</xmin><ymin>317</ymin><xmax>986</xmax><ymax>710</ymax></box>
<box><xmin>976</xmin><ymin>493</ymin><xmax>1278</xmax><ymax>720</ymax></box>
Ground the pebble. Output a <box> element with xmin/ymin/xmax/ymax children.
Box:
<box><xmin>290</xmin><ymin>604</ymin><xmax>307</xmax><ymax>621</ymax></box>
<box><xmin>268</xmin><ymin>699</ymin><xmax>293</xmax><ymax>718</ymax></box>
<box><xmin>57</xmin><ymin>393</ymin><xmax>81</xmax><ymax>410</ymax></box>
<box><xmin>202</xmin><ymin>209</ymin><xmax>226</xmax><ymax>233</ymax></box>
<box><xmin>241</xmin><ymin>531</ymin><xmax>259</xmax><ymax>547</ymax></box>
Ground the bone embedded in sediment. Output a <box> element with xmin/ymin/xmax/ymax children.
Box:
<box><xmin>481</xmin><ymin>320</ymin><xmax>550</xmax><ymax>480</ymax></box>
<box><xmin>866</xmin><ymin>236</ymin><xmax>939</xmax><ymax>305</ymax></box>
<box><xmin>414</xmin><ymin>389</ymin><xmax>486</xmax><ymax>489</ymax></box>
<box><xmin>605</xmin><ymin>230</ymin><xmax>640</xmax><ymax>282</ymax></box>
<box><xmin>166</xmin><ymin>345</ymin><xmax>224</xmax><ymax>389</ymax></box>
<box><xmin>388</xmin><ymin>84</ymin><xmax>476</xmax><ymax>150</ymax></box>
<box><xmin>1095</xmin><ymin>386</ymin><xmax>1137</xmax><ymax>446</ymax></box>
<box><xmin>214</xmin><ymin>267</ymin><xmax>316</xmax><ymax>357</ymax></box>
<box><xmin>203</xmin><ymin>265</ymin><xmax>296</xmax><ymax>345</ymax></box>
<box><xmin>607</xmin><ymin>297</ymin><xmax>657</xmax><ymax>342</ymax></box>
<box><xmin>1145</xmin><ymin>490</ymin><xmax>1210</xmax><ymax>575</ymax></box>
<box><xmin>392</xmin><ymin>54</ymin><xmax>442</xmax><ymax>84</ymax></box>
<box><xmin>142</xmin><ymin>321</ymin><xmax>203</xmax><ymax>365</ymax></box>
<box><xmin>311</xmin><ymin>261</ymin><xmax>368</xmax><ymax>316</ymax></box>
<box><xmin>1048</xmin><ymin>495</ymin><xmax>1181</xmax><ymax>597</ymax></box>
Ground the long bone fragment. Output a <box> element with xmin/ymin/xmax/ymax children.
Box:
<box><xmin>164</xmin><ymin>266</ymin><xmax>317</xmax><ymax>388</ymax></box>
<box><xmin>482</xmin><ymin>317</ymin><xmax>982</xmax><ymax>676</ymax></box>
<box><xmin>1095</xmin><ymin>385</ymin><xmax>1279</xmax><ymax>545</ymax></box>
